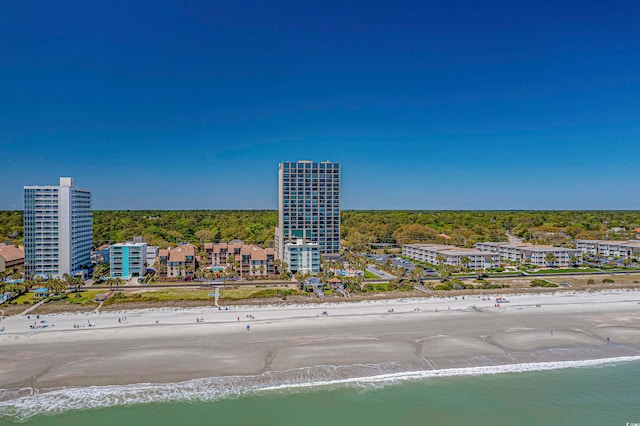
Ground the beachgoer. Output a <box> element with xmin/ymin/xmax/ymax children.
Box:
<box><xmin>246</xmin><ymin>324</ymin><xmax>250</xmax><ymax>331</ymax></box>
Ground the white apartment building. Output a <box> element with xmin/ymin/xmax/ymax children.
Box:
<box><xmin>24</xmin><ymin>177</ymin><xmax>92</xmax><ymax>278</ymax></box>
<box><xmin>284</xmin><ymin>239</ymin><xmax>320</xmax><ymax>274</ymax></box>
<box><xmin>576</xmin><ymin>240</ymin><xmax>640</xmax><ymax>259</ymax></box>
<box><xmin>402</xmin><ymin>244</ymin><xmax>500</xmax><ymax>269</ymax></box>
<box><xmin>110</xmin><ymin>242</ymin><xmax>148</xmax><ymax>279</ymax></box>
<box><xmin>274</xmin><ymin>160</ymin><xmax>340</xmax><ymax>260</ymax></box>
<box><xmin>575</xmin><ymin>240</ymin><xmax>600</xmax><ymax>255</ymax></box>
<box><xmin>146</xmin><ymin>245</ymin><xmax>158</xmax><ymax>266</ymax></box>
<box><xmin>475</xmin><ymin>242</ymin><xmax>582</xmax><ymax>267</ymax></box>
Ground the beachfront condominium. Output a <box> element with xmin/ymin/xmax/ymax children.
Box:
<box><xmin>24</xmin><ymin>177</ymin><xmax>93</xmax><ymax>278</ymax></box>
<box><xmin>110</xmin><ymin>241</ymin><xmax>148</xmax><ymax>279</ymax></box>
<box><xmin>284</xmin><ymin>239</ymin><xmax>320</xmax><ymax>274</ymax></box>
<box><xmin>274</xmin><ymin>160</ymin><xmax>341</xmax><ymax>260</ymax></box>
<box><xmin>402</xmin><ymin>244</ymin><xmax>500</xmax><ymax>270</ymax></box>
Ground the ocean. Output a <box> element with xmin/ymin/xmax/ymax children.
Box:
<box><xmin>2</xmin><ymin>358</ymin><xmax>639</xmax><ymax>425</ymax></box>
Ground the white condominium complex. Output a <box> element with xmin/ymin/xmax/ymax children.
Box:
<box><xmin>274</xmin><ymin>160</ymin><xmax>340</xmax><ymax>260</ymax></box>
<box><xmin>575</xmin><ymin>240</ymin><xmax>640</xmax><ymax>259</ymax></box>
<box><xmin>475</xmin><ymin>242</ymin><xmax>582</xmax><ymax>267</ymax></box>
<box><xmin>24</xmin><ymin>177</ymin><xmax>93</xmax><ymax>278</ymax></box>
<box><xmin>402</xmin><ymin>244</ymin><xmax>500</xmax><ymax>269</ymax></box>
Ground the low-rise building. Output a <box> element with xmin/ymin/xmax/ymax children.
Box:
<box><xmin>576</xmin><ymin>240</ymin><xmax>640</xmax><ymax>259</ymax></box>
<box><xmin>402</xmin><ymin>244</ymin><xmax>500</xmax><ymax>269</ymax></box>
<box><xmin>91</xmin><ymin>247</ymin><xmax>110</xmax><ymax>265</ymax></box>
<box><xmin>157</xmin><ymin>243</ymin><xmax>198</xmax><ymax>279</ymax></box>
<box><xmin>0</xmin><ymin>243</ymin><xmax>24</xmax><ymax>273</ymax></box>
<box><xmin>209</xmin><ymin>240</ymin><xmax>276</xmax><ymax>278</ymax></box>
<box><xmin>146</xmin><ymin>245</ymin><xmax>158</xmax><ymax>266</ymax></box>
<box><xmin>284</xmin><ymin>239</ymin><xmax>320</xmax><ymax>274</ymax></box>
<box><xmin>475</xmin><ymin>242</ymin><xmax>582</xmax><ymax>267</ymax></box>
<box><xmin>110</xmin><ymin>242</ymin><xmax>148</xmax><ymax>279</ymax></box>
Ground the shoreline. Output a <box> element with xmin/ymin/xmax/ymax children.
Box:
<box><xmin>1</xmin><ymin>289</ymin><xmax>640</xmax><ymax>416</ymax></box>
<box><xmin>3</xmin><ymin>356</ymin><xmax>640</xmax><ymax>422</ymax></box>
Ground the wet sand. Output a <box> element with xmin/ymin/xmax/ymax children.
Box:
<box><xmin>1</xmin><ymin>290</ymin><xmax>640</xmax><ymax>391</ymax></box>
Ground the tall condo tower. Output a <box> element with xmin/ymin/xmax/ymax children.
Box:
<box><xmin>274</xmin><ymin>160</ymin><xmax>340</xmax><ymax>260</ymax></box>
<box><xmin>24</xmin><ymin>177</ymin><xmax>93</xmax><ymax>278</ymax></box>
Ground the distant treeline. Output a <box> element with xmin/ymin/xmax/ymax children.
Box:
<box><xmin>1</xmin><ymin>210</ymin><xmax>639</xmax><ymax>250</ymax></box>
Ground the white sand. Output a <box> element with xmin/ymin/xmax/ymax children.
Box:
<box><xmin>1</xmin><ymin>290</ymin><xmax>640</xmax><ymax>389</ymax></box>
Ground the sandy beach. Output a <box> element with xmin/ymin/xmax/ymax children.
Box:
<box><xmin>1</xmin><ymin>290</ymin><xmax>640</xmax><ymax>392</ymax></box>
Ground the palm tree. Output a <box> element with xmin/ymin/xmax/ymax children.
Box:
<box><xmin>439</xmin><ymin>264</ymin><xmax>454</xmax><ymax>282</ymax></box>
<box><xmin>435</xmin><ymin>254</ymin><xmax>446</xmax><ymax>266</ymax></box>
<box><xmin>623</xmin><ymin>258</ymin><xmax>632</xmax><ymax>268</ymax></box>
<box><xmin>258</xmin><ymin>265</ymin><xmax>265</xmax><ymax>276</ymax></box>
<box><xmin>410</xmin><ymin>266</ymin><xmax>424</xmax><ymax>285</ymax></box>
<box><xmin>48</xmin><ymin>279</ymin><xmax>66</xmax><ymax>295</ymax></box>
<box><xmin>569</xmin><ymin>256</ymin><xmax>580</xmax><ymax>267</ymax></box>
<box><xmin>544</xmin><ymin>252</ymin><xmax>557</xmax><ymax>267</ymax></box>
<box><xmin>460</xmin><ymin>256</ymin><xmax>471</xmax><ymax>271</ymax></box>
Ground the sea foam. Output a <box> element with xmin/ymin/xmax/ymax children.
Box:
<box><xmin>2</xmin><ymin>356</ymin><xmax>640</xmax><ymax>422</ymax></box>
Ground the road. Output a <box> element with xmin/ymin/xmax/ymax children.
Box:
<box><xmin>366</xmin><ymin>264</ymin><xmax>395</xmax><ymax>280</ymax></box>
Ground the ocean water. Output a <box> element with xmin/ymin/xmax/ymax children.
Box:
<box><xmin>2</xmin><ymin>358</ymin><xmax>640</xmax><ymax>425</ymax></box>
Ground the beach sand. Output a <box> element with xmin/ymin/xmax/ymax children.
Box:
<box><xmin>1</xmin><ymin>290</ymin><xmax>640</xmax><ymax>391</ymax></box>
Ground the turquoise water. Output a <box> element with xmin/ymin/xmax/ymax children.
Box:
<box><xmin>3</xmin><ymin>361</ymin><xmax>640</xmax><ymax>425</ymax></box>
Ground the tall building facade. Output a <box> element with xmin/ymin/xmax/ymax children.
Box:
<box><xmin>110</xmin><ymin>242</ymin><xmax>148</xmax><ymax>279</ymax></box>
<box><xmin>24</xmin><ymin>177</ymin><xmax>93</xmax><ymax>278</ymax></box>
<box><xmin>284</xmin><ymin>239</ymin><xmax>320</xmax><ymax>274</ymax></box>
<box><xmin>274</xmin><ymin>160</ymin><xmax>340</xmax><ymax>259</ymax></box>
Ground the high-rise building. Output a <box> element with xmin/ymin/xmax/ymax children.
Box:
<box><xmin>274</xmin><ymin>160</ymin><xmax>340</xmax><ymax>259</ymax></box>
<box><xmin>24</xmin><ymin>177</ymin><xmax>93</xmax><ymax>278</ymax></box>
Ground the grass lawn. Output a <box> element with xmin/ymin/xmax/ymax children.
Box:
<box><xmin>11</xmin><ymin>293</ymin><xmax>37</xmax><ymax>305</ymax></box>
<box><xmin>66</xmin><ymin>290</ymin><xmax>103</xmax><ymax>305</ymax></box>
<box><xmin>364</xmin><ymin>270</ymin><xmax>380</xmax><ymax>279</ymax></box>
<box><xmin>486</xmin><ymin>272</ymin><xmax>523</xmax><ymax>277</ymax></box>
<box><xmin>104</xmin><ymin>287</ymin><xmax>303</xmax><ymax>304</ymax></box>
<box><xmin>365</xmin><ymin>283</ymin><xmax>391</xmax><ymax>291</ymax></box>
<box><xmin>534</xmin><ymin>268</ymin><xmax>601</xmax><ymax>274</ymax></box>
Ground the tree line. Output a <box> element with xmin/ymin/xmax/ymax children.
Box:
<box><xmin>1</xmin><ymin>210</ymin><xmax>639</xmax><ymax>250</ymax></box>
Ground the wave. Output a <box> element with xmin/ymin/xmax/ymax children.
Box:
<box><xmin>2</xmin><ymin>356</ymin><xmax>640</xmax><ymax>422</ymax></box>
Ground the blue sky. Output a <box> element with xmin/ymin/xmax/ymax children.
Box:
<box><xmin>1</xmin><ymin>1</ymin><xmax>639</xmax><ymax>210</ymax></box>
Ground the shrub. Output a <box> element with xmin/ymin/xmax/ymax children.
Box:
<box><xmin>530</xmin><ymin>279</ymin><xmax>558</xmax><ymax>288</ymax></box>
<box><xmin>587</xmin><ymin>279</ymin><xmax>595</xmax><ymax>285</ymax></box>
<box><xmin>251</xmin><ymin>289</ymin><xmax>298</xmax><ymax>298</ymax></box>
<box><xmin>602</xmin><ymin>278</ymin><xmax>615</xmax><ymax>284</ymax></box>
<box><xmin>434</xmin><ymin>283</ymin><xmax>452</xmax><ymax>291</ymax></box>
<box><xmin>480</xmin><ymin>283</ymin><xmax>510</xmax><ymax>289</ymax></box>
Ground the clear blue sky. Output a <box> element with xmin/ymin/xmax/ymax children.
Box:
<box><xmin>1</xmin><ymin>1</ymin><xmax>639</xmax><ymax>210</ymax></box>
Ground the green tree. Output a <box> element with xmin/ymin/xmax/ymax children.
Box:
<box><xmin>544</xmin><ymin>252</ymin><xmax>557</xmax><ymax>267</ymax></box>
<box><xmin>460</xmin><ymin>256</ymin><xmax>472</xmax><ymax>271</ymax></box>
